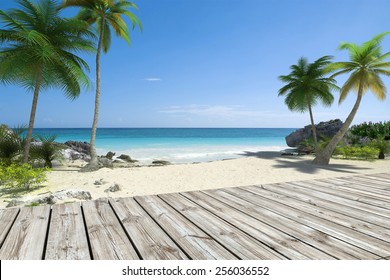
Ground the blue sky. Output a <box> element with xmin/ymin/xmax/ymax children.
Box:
<box><xmin>1</xmin><ymin>0</ymin><xmax>390</xmax><ymax>128</ymax></box>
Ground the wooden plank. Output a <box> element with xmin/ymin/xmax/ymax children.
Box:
<box><xmin>82</xmin><ymin>198</ymin><xmax>139</xmax><ymax>260</ymax></box>
<box><xmin>202</xmin><ymin>189</ymin><xmax>378</xmax><ymax>259</ymax></box>
<box><xmin>304</xmin><ymin>179</ymin><xmax>390</xmax><ymax>202</ymax></box>
<box><xmin>340</xmin><ymin>174</ymin><xmax>390</xmax><ymax>186</ymax></box>
<box><xmin>235</xmin><ymin>183</ymin><xmax>390</xmax><ymax>242</ymax></box>
<box><xmin>0</xmin><ymin>205</ymin><xmax>50</xmax><ymax>260</ymax></box>
<box><xmin>45</xmin><ymin>203</ymin><xmax>90</xmax><ymax>260</ymax></box>
<box><xmin>230</xmin><ymin>186</ymin><xmax>390</xmax><ymax>258</ymax></box>
<box><xmin>283</xmin><ymin>181</ymin><xmax>390</xmax><ymax>220</ymax></box>
<box><xmin>109</xmin><ymin>197</ymin><xmax>188</xmax><ymax>260</ymax></box>
<box><xmin>159</xmin><ymin>193</ymin><xmax>286</xmax><ymax>260</ymax></box>
<box><xmin>363</xmin><ymin>173</ymin><xmax>390</xmax><ymax>182</ymax></box>
<box><xmin>322</xmin><ymin>178</ymin><xmax>390</xmax><ymax>195</ymax></box>
<box><xmin>320</xmin><ymin>177</ymin><xmax>390</xmax><ymax>192</ymax></box>
<box><xmin>290</xmin><ymin>180</ymin><xmax>390</xmax><ymax>209</ymax></box>
<box><xmin>0</xmin><ymin>208</ymin><xmax>19</xmax><ymax>248</ymax></box>
<box><xmin>182</xmin><ymin>191</ymin><xmax>335</xmax><ymax>259</ymax></box>
<box><xmin>135</xmin><ymin>195</ymin><xmax>237</xmax><ymax>260</ymax></box>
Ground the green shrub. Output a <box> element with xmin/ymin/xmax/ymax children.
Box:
<box><xmin>0</xmin><ymin>163</ymin><xmax>48</xmax><ymax>190</ymax></box>
<box><xmin>0</xmin><ymin>125</ymin><xmax>26</xmax><ymax>165</ymax></box>
<box><xmin>370</xmin><ymin>138</ymin><xmax>390</xmax><ymax>159</ymax></box>
<box><xmin>298</xmin><ymin>137</ymin><xmax>316</xmax><ymax>153</ymax></box>
<box><xmin>333</xmin><ymin>146</ymin><xmax>379</xmax><ymax>160</ymax></box>
<box><xmin>349</xmin><ymin>121</ymin><xmax>390</xmax><ymax>139</ymax></box>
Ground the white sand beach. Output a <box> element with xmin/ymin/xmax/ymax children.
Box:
<box><xmin>2</xmin><ymin>152</ymin><xmax>389</xmax><ymax>208</ymax></box>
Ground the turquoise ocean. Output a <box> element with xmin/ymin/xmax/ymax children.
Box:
<box><xmin>32</xmin><ymin>128</ymin><xmax>296</xmax><ymax>164</ymax></box>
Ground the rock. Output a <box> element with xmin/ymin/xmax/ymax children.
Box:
<box><xmin>6</xmin><ymin>199</ymin><xmax>24</xmax><ymax>208</ymax></box>
<box><xmin>117</xmin><ymin>154</ymin><xmax>133</xmax><ymax>162</ymax></box>
<box><xmin>52</xmin><ymin>189</ymin><xmax>92</xmax><ymax>201</ymax></box>
<box><xmin>64</xmin><ymin>141</ymin><xmax>91</xmax><ymax>155</ymax></box>
<box><xmin>285</xmin><ymin>119</ymin><xmax>343</xmax><ymax>147</ymax></box>
<box><xmin>104</xmin><ymin>183</ymin><xmax>121</xmax><ymax>193</ymax></box>
<box><xmin>6</xmin><ymin>189</ymin><xmax>92</xmax><ymax>207</ymax></box>
<box><xmin>94</xmin><ymin>179</ymin><xmax>106</xmax><ymax>185</ymax></box>
<box><xmin>63</xmin><ymin>148</ymin><xmax>90</xmax><ymax>161</ymax></box>
<box><xmin>98</xmin><ymin>157</ymin><xmax>113</xmax><ymax>168</ymax></box>
<box><xmin>105</xmin><ymin>151</ymin><xmax>115</xmax><ymax>160</ymax></box>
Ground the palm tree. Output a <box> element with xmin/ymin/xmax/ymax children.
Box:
<box><xmin>313</xmin><ymin>32</ymin><xmax>390</xmax><ymax>165</ymax></box>
<box><xmin>0</xmin><ymin>0</ymin><xmax>95</xmax><ymax>163</ymax></box>
<box><xmin>61</xmin><ymin>0</ymin><xmax>142</xmax><ymax>171</ymax></box>
<box><xmin>278</xmin><ymin>56</ymin><xmax>337</xmax><ymax>150</ymax></box>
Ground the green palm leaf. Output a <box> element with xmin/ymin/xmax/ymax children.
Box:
<box><xmin>278</xmin><ymin>56</ymin><xmax>337</xmax><ymax>148</ymax></box>
<box><xmin>0</xmin><ymin>0</ymin><xmax>96</xmax><ymax>162</ymax></box>
<box><xmin>313</xmin><ymin>31</ymin><xmax>390</xmax><ymax>165</ymax></box>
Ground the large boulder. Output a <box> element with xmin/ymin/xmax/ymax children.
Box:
<box><xmin>286</xmin><ymin>119</ymin><xmax>343</xmax><ymax>147</ymax></box>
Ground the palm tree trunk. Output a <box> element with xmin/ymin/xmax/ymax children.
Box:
<box><xmin>308</xmin><ymin>103</ymin><xmax>318</xmax><ymax>151</ymax></box>
<box><xmin>23</xmin><ymin>66</ymin><xmax>43</xmax><ymax>163</ymax></box>
<box><xmin>85</xmin><ymin>21</ymin><xmax>104</xmax><ymax>171</ymax></box>
<box><xmin>312</xmin><ymin>81</ymin><xmax>364</xmax><ymax>165</ymax></box>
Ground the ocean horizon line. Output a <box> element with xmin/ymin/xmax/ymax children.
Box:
<box><xmin>31</xmin><ymin>127</ymin><xmax>299</xmax><ymax>129</ymax></box>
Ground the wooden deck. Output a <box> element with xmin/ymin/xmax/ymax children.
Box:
<box><xmin>0</xmin><ymin>173</ymin><xmax>390</xmax><ymax>260</ymax></box>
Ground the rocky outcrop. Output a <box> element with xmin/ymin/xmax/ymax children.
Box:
<box><xmin>64</xmin><ymin>141</ymin><xmax>91</xmax><ymax>155</ymax></box>
<box><xmin>286</xmin><ymin>119</ymin><xmax>343</xmax><ymax>147</ymax></box>
<box><xmin>63</xmin><ymin>141</ymin><xmax>91</xmax><ymax>161</ymax></box>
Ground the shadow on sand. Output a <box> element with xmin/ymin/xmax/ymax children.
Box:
<box><xmin>239</xmin><ymin>151</ymin><xmax>371</xmax><ymax>175</ymax></box>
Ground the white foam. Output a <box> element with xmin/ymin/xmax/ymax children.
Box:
<box><xmin>97</xmin><ymin>145</ymin><xmax>288</xmax><ymax>164</ymax></box>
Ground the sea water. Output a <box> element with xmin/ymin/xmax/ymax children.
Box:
<box><xmin>31</xmin><ymin>128</ymin><xmax>296</xmax><ymax>164</ymax></box>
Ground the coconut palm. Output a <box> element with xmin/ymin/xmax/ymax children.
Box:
<box><xmin>0</xmin><ymin>0</ymin><xmax>95</xmax><ymax>163</ymax></box>
<box><xmin>313</xmin><ymin>32</ymin><xmax>390</xmax><ymax>165</ymax></box>
<box><xmin>278</xmin><ymin>56</ymin><xmax>337</xmax><ymax>150</ymax></box>
<box><xmin>61</xmin><ymin>0</ymin><xmax>142</xmax><ymax>171</ymax></box>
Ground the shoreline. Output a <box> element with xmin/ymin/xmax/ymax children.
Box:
<box><xmin>1</xmin><ymin>152</ymin><xmax>390</xmax><ymax>209</ymax></box>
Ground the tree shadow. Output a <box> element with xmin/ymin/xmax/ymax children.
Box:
<box><xmin>0</xmin><ymin>184</ymin><xmax>46</xmax><ymax>200</ymax></box>
<box><xmin>239</xmin><ymin>150</ymin><xmax>372</xmax><ymax>174</ymax></box>
<box><xmin>239</xmin><ymin>151</ymin><xmax>284</xmax><ymax>159</ymax></box>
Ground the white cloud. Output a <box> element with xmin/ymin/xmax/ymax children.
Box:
<box><xmin>144</xmin><ymin>78</ymin><xmax>162</xmax><ymax>82</ymax></box>
<box><xmin>159</xmin><ymin>104</ymin><xmax>279</xmax><ymax>118</ymax></box>
<box><xmin>156</xmin><ymin>104</ymin><xmax>325</xmax><ymax>127</ymax></box>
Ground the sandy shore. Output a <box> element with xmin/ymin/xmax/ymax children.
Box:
<box><xmin>1</xmin><ymin>152</ymin><xmax>390</xmax><ymax>208</ymax></box>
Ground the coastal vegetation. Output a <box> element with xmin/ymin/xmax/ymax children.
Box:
<box><xmin>281</xmin><ymin>32</ymin><xmax>390</xmax><ymax>164</ymax></box>
<box><xmin>278</xmin><ymin>56</ymin><xmax>338</xmax><ymax>151</ymax></box>
<box><xmin>0</xmin><ymin>0</ymin><xmax>95</xmax><ymax>163</ymax></box>
<box><xmin>349</xmin><ymin>121</ymin><xmax>390</xmax><ymax>139</ymax></box>
<box><xmin>60</xmin><ymin>0</ymin><xmax>142</xmax><ymax>171</ymax></box>
<box><xmin>0</xmin><ymin>163</ymin><xmax>47</xmax><ymax>191</ymax></box>
<box><xmin>0</xmin><ymin>125</ymin><xmax>50</xmax><ymax>190</ymax></box>
<box><xmin>312</xmin><ymin>32</ymin><xmax>390</xmax><ymax>165</ymax></box>
<box><xmin>295</xmin><ymin>120</ymin><xmax>390</xmax><ymax>160</ymax></box>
